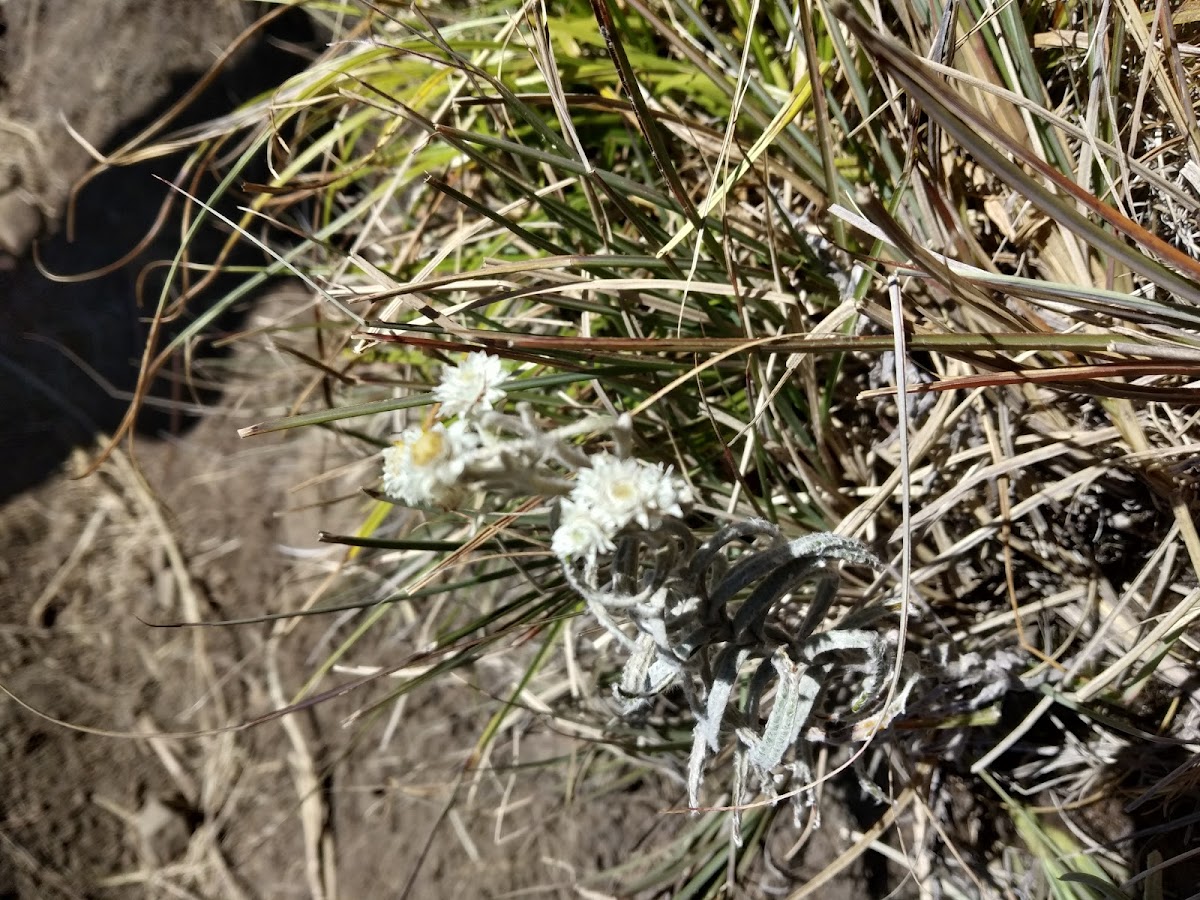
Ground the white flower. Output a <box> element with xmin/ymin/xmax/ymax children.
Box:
<box><xmin>571</xmin><ymin>453</ymin><xmax>649</xmax><ymax>530</ymax></box>
<box><xmin>434</xmin><ymin>351</ymin><xmax>507</xmax><ymax>420</ymax></box>
<box><xmin>571</xmin><ymin>453</ymin><xmax>690</xmax><ymax>531</ymax></box>
<box><xmin>551</xmin><ymin>500</ymin><xmax>616</xmax><ymax>563</ymax></box>
<box><xmin>381</xmin><ymin>420</ymin><xmax>478</xmax><ymax>506</ymax></box>
<box><xmin>639</xmin><ymin>460</ymin><xmax>692</xmax><ymax>520</ymax></box>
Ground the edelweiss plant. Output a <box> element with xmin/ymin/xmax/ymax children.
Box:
<box><xmin>565</xmin><ymin>518</ymin><xmax>907</xmax><ymax>838</ymax></box>
<box><xmin>381</xmin><ymin>353</ymin><xmax>904</xmax><ymax>838</ymax></box>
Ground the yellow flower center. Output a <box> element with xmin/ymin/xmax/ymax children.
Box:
<box><xmin>610</xmin><ymin>480</ymin><xmax>636</xmax><ymax>503</ymax></box>
<box><xmin>410</xmin><ymin>429</ymin><xmax>445</xmax><ymax>467</ymax></box>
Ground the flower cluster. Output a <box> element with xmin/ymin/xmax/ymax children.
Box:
<box><xmin>552</xmin><ymin>454</ymin><xmax>691</xmax><ymax>565</ymax></box>
<box><xmin>380</xmin><ymin>350</ymin><xmax>506</xmax><ymax>507</ymax></box>
<box><xmin>379</xmin><ymin>354</ymin><xmax>688</xmax><ymax>547</ymax></box>
<box><xmin>431</xmin><ymin>350</ymin><xmax>506</xmax><ymax>419</ymax></box>
<box><xmin>381</xmin><ymin>420</ymin><xmax>477</xmax><ymax>507</ymax></box>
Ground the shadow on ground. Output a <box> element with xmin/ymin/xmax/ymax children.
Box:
<box><xmin>0</xmin><ymin>8</ymin><xmax>315</xmax><ymax>503</ymax></box>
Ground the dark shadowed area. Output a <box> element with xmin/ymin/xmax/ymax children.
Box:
<box><xmin>0</xmin><ymin>2</ymin><xmax>322</xmax><ymax>503</ymax></box>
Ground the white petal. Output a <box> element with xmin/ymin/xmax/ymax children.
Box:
<box><xmin>552</xmin><ymin>501</ymin><xmax>615</xmax><ymax>563</ymax></box>
<box><xmin>381</xmin><ymin>421</ymin><xmax>476</xmax><ymax>506</ymax></box>
<box><xmin>434</xmin><ymin>351</ymin><xmax>507</xmax><ymax>419</ymax></box>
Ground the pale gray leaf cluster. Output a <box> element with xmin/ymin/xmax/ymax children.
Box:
<box><xmin>560</xmin><ymin>514</ymin><xmax>901</xmax><ymax>839</ymax></box>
